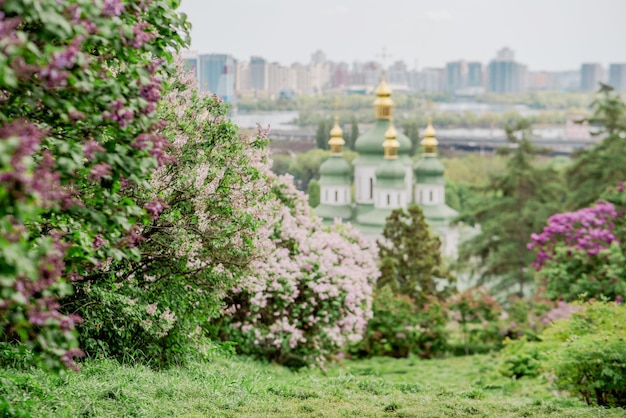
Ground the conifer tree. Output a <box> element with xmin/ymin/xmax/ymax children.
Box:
<box><xmin>349</xmin><ymin>116</ymin><xmax>360</xmax><ymax>150</ymax></box>
<box><xmin>566</xmin><ymin>84</ymin><xmax>626</xmax><ymax>209</ymax></box>
<box><xmin>377</xmin><ymin>205</ymin><xmax>455</xmax><ymax>305</ymax></box>
<box><xmin>459</xmin><ymin>119</ymin><xmax>566</xmax><ymax>296</ymax></box>
<box><xmin>315</xmin><ymin>119</ymin><xmax>329</xmax><ymax>150</ymax></box>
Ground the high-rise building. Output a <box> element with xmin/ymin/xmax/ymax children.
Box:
<box><xmin>250</xmin><ymin>56</ymin><xmax>268</xmax><ymax>91</ymax></box>
<box><xmin>467</xmin><ymin>62</ymin><xmax>483</xmax><ymax>87</ymax></box>
<box><xmin>608</xmin><ymin>63</ymin><xmax>626</xmax><ymax>91</ymax></box>
<box><xmin>580</xmin><ymin>63</ymin><xmax>604</xmax><ymax>91</ymax></box>
<box><xmin>487</xmin><ymin>47</ymin><xmax>527</xmax><ymax>93</ymax></box>
<box><xmin>197</xmin><ymin>54</ymin><xmax>236</xmax><ymax>102</ymax></box>
<box><xmin>445</xmin><ymin>60</ymin><xmax>467</xmax><ymax>92</ymax></box>
<box><xmin>387</xmin><ymin>60</ymin><xmax>409</xmax><ymax>87</ymax></box>
<box><xmin>417</xmin><ymin>68</ymin><xmax>444</xmax><ymax>93</ymax></box>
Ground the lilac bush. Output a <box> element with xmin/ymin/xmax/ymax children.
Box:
<box><xmin>0</xmin><ymin>0</ymin><xmax>188</xmax><ymax>369</ymax></box>
<box><xmin>222</xmin><ymin>175</ymin><xmax>379</xmax><ymax>367</ymax></box>
<box><xmin>529</xmin><ymin>197</ymin><xmax>626</xmax><ymax>302</ymax></box>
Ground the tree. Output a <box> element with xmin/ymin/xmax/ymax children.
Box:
<box><xmin>315</xmin><ymin>119</ymin><xmax>330</xmax><ymax>150</ymax></box>
<box><xmin>377</xmin><ymin>205</ymin><xmax>455</xmax><ymax>305</ymax></box>
<box><xmin>402</xmin><ymin>121</ymin><xmax>420</xmax><ymax>156</ymax></box>
<box><xmin>307</xmin><ymin>179</ymin><xmax>320</xmax><ymax>207</ymax></box>
<box><xmin>566</xmin><ymin>84</ymin><xmax>626</xmax><ymax>209</ymax></box>
<box><xmin>459</xmin><ymin>119</ymin><xmax>567</xmax><ymax>296</ymax></box>
<box><xmin>0</xmin><ymin>0</ymin><xmax>188</xmax><ymax>370</ymax></box>
<box><xmin>63</xmin><ymin>60</ymin><xmax>272</xmax><ymax>365</ymax></box>
<box><xmin>348</xmin><ymin>116</ymin><xmax>359</xmax><ymax>151</ymax></box>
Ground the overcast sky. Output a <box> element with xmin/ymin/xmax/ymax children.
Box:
<box><xmin>177</xmin><ymin>0</ymin><xmax>626</xmax><ymax>71</ymax></box>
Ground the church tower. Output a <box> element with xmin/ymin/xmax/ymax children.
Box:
<box><xmin>414</xmin><ymin>119</ymin><xmax>459</xmax><ymax>257</ymax></box>
<box><xmin>356</xmin><ymin>121</ymin><xmax>407</xmax><ymax>230</ymax></box>
<box><xmin>314</xmin><ymin>117</ymin><xmax>353</xmax><ymax>221</ymax></box>
<box><xmin>353</xmin><ymin>75</ymin><xmax>413</xmax><ymax>217</ymax></box>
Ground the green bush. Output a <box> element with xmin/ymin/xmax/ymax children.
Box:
<box><xmin>353</xmin><ymin>286</ymin><xmax>448</xmax><ymax>359</ymax></box>
<box><xmin>541</xmin><ymin>300</ymin><xmax>626</xmax><ymax>407</ymax></box>
<box><xmin>499</xmin><ymin>337</ymin><xmax>544</xmax><ymax>379</ymax></box>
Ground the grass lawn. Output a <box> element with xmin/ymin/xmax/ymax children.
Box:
<box><xmin>2</xmin><ymin>353</ymin><xmax>624</xmax><ymax>417</ymax></box>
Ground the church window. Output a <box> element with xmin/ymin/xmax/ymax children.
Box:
<box><xmin>325</xmin><ymin>190</ymin><xmax>328</xmax><ymax>203</ymax></box>
<box><xmin>397</xmin><ymin>194</ymin><xmax>400</xmax><ymax>205</ymax></box>
<box><xmin>420</xmin><ymin>190</ymin><xmax>423</xmax><ymax>203</ymax></box>
<box><xmin>429</xmin><ymin>190</ymin><xmax>433</xmax><ymax>202</ymax></box>
<box><xmin>335</xmin><ymin>190</ymin><xmax>338</xmax><ymax>202</ymax></box>
<box><xmin>369</xmin><ymin>178</ymin><xmax>373</xmax><ymax>200</ymax></box>
<box><xmin>387</xmin><ymin>194</ymin><xmax>390</xmax><ymax>205</ymax></box>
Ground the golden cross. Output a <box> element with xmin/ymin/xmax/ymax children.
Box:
<box><xmin>376</xmin><ymin>47</ymin><xmax>392</xmax><ymax>71</ymax></box>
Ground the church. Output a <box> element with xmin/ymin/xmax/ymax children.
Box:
<box><xmin>314</xmin><ymin>76</ymin><xmax>460</xmax><ymax>258</ymax></box>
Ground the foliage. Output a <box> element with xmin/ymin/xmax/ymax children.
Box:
<box><xmin>377</xmin><ymin>205</ymin><xmax>456</xmax><ymax>305</ymax></box>
<box><xmin>541</xmin><ymin>300</ymin><xmax>626</xmax><ymax>407</ymax></box>
<box><xmin>307</xmin><ymin>179</ymin><xmax>320</xmax><ymax>207</ymax></box>
<box><xmin>348</xmin><ymin>116</ymin><xmax>359</xmax><ymax>151</ymax></box>
<box><xmin>499</xmin><ymin>337</ymin><xmax>544</xmax><ymax>379</ymax></box>
<box><xmin>0</xmin><ymin>0</ymin><xmax>188</xmax><ymax>370</ymax></box>
<box><xmin>353</xmin><ymin>286</ymin><xmax>448</xmax><ymax>359</ymax></box>
<box><xmin>220</xmin><ymin>175</ymin><xmax>378</xmax><ymax>368</ymax></box>
<box><xmin>284</xmin><ymin>148</ymin><xmax>357</xmax><ymax>191</ymax></box>
<box><xmin>401</xmin><ymin>121</ymin><xmax>420</xmax><ymax>156</ymax></box>
<box><xmin>62</xmin><ymin>61</ymin><xmax>271</xmax><ymax>366</ymax></box>
<box><xmin>529</xmin><ymin>198</ymin><xmax>626</xmax><ymax>302</ymax></box>
<box><xmin>315</xmin><ymin>118</ymin><xmax>331</xmax><ymax>150</ymax></box>
<box><xmin>448</xmin><ymin>286</ymin><xmax>503</xmax><ymax>354</ymax></box>
<box><xmin>566</xmin><ymin>84</ymin><xmax>626</xmax><ymax>209</ymax></box>
<box><xmin>459</xmin><ymin>119</ymin><xmax>567</xmax><ymax>296</ymax></box>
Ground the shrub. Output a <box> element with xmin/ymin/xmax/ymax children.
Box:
<box><xmin>529</xmin><ymin>197</ymin><xmax>626</xmax><ymax>302</ymax></box>
<box><xmin>0</xmin><ymin>0</ymin><xmax>188</xmax><ymax>370</ymax></box>
<box><xmin>541</xmin><ymin>300</ymin><xmax>626</xmax><ymax>407</ymax></box>
<box><xmin>448</xmin><ymin>286</ymin><xmax>503</xmax><ymax>354</ymax></box>
<box><xmin>220</xmin><ymin>176</ymin><xmax>379</xmax><ymax>368</ymax></box>
<box><xmin>66</xmin><ymin>60</ymin><xmax>271</xmax><ymax>366</ymax></box>
<box><xmin>352</xmin><ymin>287</ymin><xmax>448</xmax><ymax>359</ymax></box>
<box><xmin>499</xmin><ymin>337</ymin><xmax>544</xmax><ymax>379</ymax></box>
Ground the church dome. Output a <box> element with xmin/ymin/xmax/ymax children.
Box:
<box><xmin>355</xmin><ymin>119</ymin><xmax>412</xmax><ymax>156</ymax></box>
<box><xmin>319</xmin><ymin>156</ymin><xmax>351</xmax><ymax>180</ymax></box>
<box><xmin>414</xmin><ymin>156</ymin><xmax>445</xmax><ymax>182</ymax></box>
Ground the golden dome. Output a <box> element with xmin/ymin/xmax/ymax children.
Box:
<box><xmin>421</xmin><ymin>117</ymin><xmax>439</xmax><ymax>155</ymax></box>
<box><xmin>328</xmin><ymin>116</ymin><xmax>345</xmax><ymax>154</ymax></box>
<box><xmin>374</xmin><ymin>75</ymin><xmax>394</xmax><ymax>120</ymax></box>
<box><xmin>382</xmin><ymin>119</ymin><xmax>399</xmax><ymax>159</ymax></box>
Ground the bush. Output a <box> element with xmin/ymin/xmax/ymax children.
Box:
<box><xmin>220</xmin><ymin>176</ymin><xmax>379</xmax><ymax>368</ymax></box>
<box><xmin>541</xmin><ymin>300</ymin><xmax>626</xmax><ymax>407</ymax></box>
<box><xmin>499</xmin><ymin>337</ymin><xmax>544</xmax><ymax>379</ymax></box>
<box><xmin>448</xmin><ymin>286</ymin><xmax>503</xmax><ymax>354</ymax></box>
<box><xmin>353</xmin><ymin>287</ymin><xmax>448</xmax><ymax>359</ymax></box>
<box><xmin>0</xmin><ymin>0</ymin><xmax>188</xmax><ymax>370</ymax></box>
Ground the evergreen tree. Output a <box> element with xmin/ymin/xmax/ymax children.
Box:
<box><xmin>402</xmin><ymin>121</ymin><xmax>420</xmax><ymax>156</ymax></box>
<box><xmin>566</xmin><ymin>84</ymin><xmax>626</xmax><ymax>209</ymax></box>
<box><xmin>349</xmin><ymin>116</ymin><xmax>359</xmax><ymax>151</ymax></box>
<box><xmin>459</xmin><ymin>119</ymin><xmax>567</xmax><ymax>296</ymax></box>
<box><xmin>307</xmin><ymin>179</ymin><xmax>320</xmax><ymax>207</ymax></box>
<box><xmin>377</xmin><ymin>205</ymin><xmax>456</xmax><ymax>305</ymax></box>
<box><xmin>315</xmin><ymin>119</ymin><xmax>329</xmax><ymax>150</ymax></box>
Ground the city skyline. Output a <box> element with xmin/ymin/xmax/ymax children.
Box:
<box><xmin>177</xmin><ymin>0</ymin><xmax>626</xmax><ymax>72</ymax></box>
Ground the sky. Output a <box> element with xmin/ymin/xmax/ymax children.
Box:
<box><xmin>177</xmin><ymin>0</ymin><xmax>626</xmax><ymax>71</ymax></box>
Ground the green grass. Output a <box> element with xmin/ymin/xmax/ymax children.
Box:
<box><xmin>2</xmin><ymin>354</ymin><xmax>624</xmax><ymax>417</ymax></box>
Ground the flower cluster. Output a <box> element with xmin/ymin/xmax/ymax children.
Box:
<box><xmin>224</xmin><ymin>175</ymin><xmax>379</xmax><ymax>367</ymax></box>
<box><xmin>529</xmin><ymin>195</ymin><xmax>626</xmax><ymax>302</ymax></box>
<box><xmin>529</xmin><ymin>201</ymin><xmax>619</xmax><ymax>268</ymax></box>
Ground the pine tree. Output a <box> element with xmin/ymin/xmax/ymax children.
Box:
<box><xmin>566</xmin><ymin>84</ymin><xmax>626</xmax><ymax>209</ymax></box>
<box><xmin>349</xmin><ymin>116</ymin><xmax>359</xmax><ymax>151</ymax></box>
<box><xmin>459</xmin><ymin>119</ymin><xmax>567</xmax><ymax>296</ymax></box>
<box><xmin>377</xmin><ymin>205</ymin><xmax>456</xmax><ymax>305</ymax></box>
<box><xmin>315</xmin><ymin>119</ymin><xmax>329</xmax><ymax>150</ymax></box>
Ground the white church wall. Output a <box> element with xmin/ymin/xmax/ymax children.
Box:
<box><xmin>321</xmin><ymin>185</ymin><xmax>351</xmax><ymax>205</ymax></box>
<box><xmin>354</xmin><ymin>165</ymin><xmax>377</xmax><ymax>204</ymax></box>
